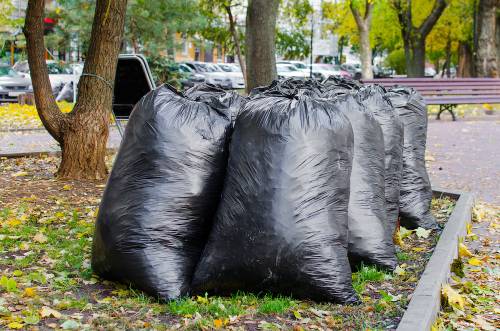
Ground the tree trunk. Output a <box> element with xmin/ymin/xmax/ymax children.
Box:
<box><xmin>392</xmin><ymin>0</ymin><xmax>448</xmax><ymax>77</ymax></box>
<box><xmin>225</xmin><ymin>4</ymin><xmax>246</xmax><ymax>85</ymax></box>
<box><xmin>245</xmin><ymin>0</ymin><xmax>280</xmax><ymax>93</ymax></box>
<box><xmin>24</xmin><ymin>0</ymin><xmax>128</xmax><ymax>180</ymax></box>
<box><xmin>350</xmin><ymin>1</ymin><xmax>374</xmax><ymax>79</ymax></box>
<box><xmin>358</xmin><ymin>26</ymin><xmax>373</xmax><ymax>79</ymax></box>
<box><xmin>475</xmin><ymin>0</ymin><xmax>498</xmax><ymax>77</ymax></box>
<box><xmin>458</xmin><ymin>42</ymin><xmax>473</xmax><ymax>77</ymax></box>
<box><xmin>408</xmin><ymin>38</ymin><xmax>426</xmax><ymax>77</ymax></box>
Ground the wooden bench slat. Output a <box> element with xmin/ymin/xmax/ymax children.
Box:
<box><xmin>424</xmin><ymin>96</ymin><xmax>500</xmax><ymax>104</ymax></box>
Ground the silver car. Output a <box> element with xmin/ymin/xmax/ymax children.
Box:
<box><xmin>0</xmin><ymin>64</ymin><xmax>32</xmax><ymax>103</ymax></box>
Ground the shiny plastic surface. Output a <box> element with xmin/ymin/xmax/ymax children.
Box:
<box><xmin>329</xmin><ymin>92</ymin><xmax>397</xmax><ymax>270</ymax></box>
<box><xmin>92</xmin><ymin>84</ymin><xmax>232</xmax><ymax>300</ymax></box>
<box><xmin>192</xmin><ymin>82</ymin><xmax>359</xmax><ymax>304</ymax></box>
<box><xmin>356</xmin><ymin>85</ymin><xmax>404</xmax><ymax>236</ymax></box>
<box><xmin>387</xmin><ymin>87</ymin><xmax>438</xmax><ymax>229</ymax></box>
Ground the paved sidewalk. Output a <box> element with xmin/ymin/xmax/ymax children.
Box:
<box><xmin>426</xmin><ymin>118</ymin><xmax>500</xmax><ymax>204</ymax></box>
<box><xmin>0</xmin><ymin>127</ymin><xmax>121</xmax><ymax>156</ymax></box>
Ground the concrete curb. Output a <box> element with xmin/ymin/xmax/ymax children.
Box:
<box><xmin>397</xmin><ymin>188</ymin><xmax>474</xmax><ymax>331</ymax></box>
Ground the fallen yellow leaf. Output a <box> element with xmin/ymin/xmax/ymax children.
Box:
<box><xmin>394</xmin><ymin>265</ymin><xmax>406</xmax><ymax>276</ymax></box>
<box><xmin>62</xmin><ymin>184</ymin><xmax>72</xmax><ymax>191</ymax></box>
<box><xmin>7</xmin><ymin>322</ymin><xmax>24</xmax><ymax>329</ymax></box>
<box><xmin>40</xmin><ymin>306</ymin><xmax>62</xmax><ymax>319</ymax></box>
<box><xmin>468</xmin><ymin>257</ymin><xmax>483</xmax><ymax>266</ymax></box>
<box><xmin>214</xmin><ymin>319</ymin><xmax>223</xmax><ymax>328</ymax></box>
<box><xmin>441</xmin><ymin>284</ymin><xmax>465</xmax><ymax>310</ymax></box>
<box><xmin>459</xmin><ymin>242</ymin><xmax>473</xmax><ymax>258</ymax></box>
<box><xmin>24</xmin><ymin>287</ymin><xmax>36</xmax><ymax>297</ymax></box>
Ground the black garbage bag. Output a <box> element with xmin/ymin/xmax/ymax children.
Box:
<box><xmin>325</xmin><ymin>92</ymin><xmax>397</xmax><ymax>270</ymax></box>
<box><xmin>185</xmin><ymin>83</ymin><xmax>246</xmax><ymax>125</ymax></box>
<box><xmin>249</xmin><ymin>78</ymin><xmax>323</xmax><ymax>98</ymax></box>
<box><xmin>386</xmin><ymin>87</ymin><xmax>437</xmax><ymax>229</ymax></box>
<box><xmin>322</xmin><ymin>76</ymin><xmax>360</xmax><ymax>98</ymax></box>
<box><xmin>356</xmin><ymin>85</ymin><xmax>404</xmax><ymax>236</ymax></box>
<box><xmin>92</xmin><ymin>84</ymin><xmax>232</xmax><ymax>300</ymax></box>
<box><xmin>192</xmin><ymin>86</ymin><xmax>359</xmax><ymax>304</ymax></box>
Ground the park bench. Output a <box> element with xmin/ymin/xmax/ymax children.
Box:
<box><xmin>362</xmin><ymin>78</ymin><xmax>500</xmax><ymax>121</ymax></box>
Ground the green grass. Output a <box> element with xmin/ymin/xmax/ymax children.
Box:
<box><xmin>257</xmin><ymin>295</ymin><xmax>295</xmax><ymax>314</ymax></box>
<box><xmin>396</xmin><ymin>251</ymin><xmax>410</xmax><ymax>261</ymax></box>
<box><xmin>352</xmin><ymin>264</ymin><xmax>392</xmax><ymax>294</ymax></box>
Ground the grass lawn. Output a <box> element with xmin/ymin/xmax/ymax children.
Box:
<box><xmin>0</xmin><ymin>155</ymin><xmax>457</xmax><ymax>330</ymax></box>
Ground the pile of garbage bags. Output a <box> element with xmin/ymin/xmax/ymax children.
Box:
<box><xmin>92</xmin><ymin>79</ymin><xmax>436</xmax><ymax>304</ymax></box>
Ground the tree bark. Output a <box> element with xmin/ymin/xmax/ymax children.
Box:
<box><xmin>24</xmin><ymin>0</ymin><xmax>128</xmax><ymax>180</ymax></box>
<box><xmin>475</xmin><ymin>0</ymin><xmax>498</xmax><ymax>77</ymax></box>
<box><xmin>458</xmin><ymin>42</ymin><xmax>473</xmax><ymax>77</ymax></box>
<box><xmin>245</xmin><ymin>0</ymin><xmax>280</xmax><ymax>93</ymax></box>
<box><xmin>350</xmin><ymin>1</ymin><xmax>374</xmax><ymax>79</ymax></box>
<box><xmin>224</xmin><ymin>4</ymin><xmax>246</xmax><ymax>85</ymax></box>
<box><xmin>391</xmin><ymin>0</ymin><xmax>448</xmax><ymax>77</ymax></box>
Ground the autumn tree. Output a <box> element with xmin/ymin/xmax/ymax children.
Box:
<box><xmin>349</xmin><ymin>0</ymin><xmax>375</xmax><ymax>78</ymax></box>
<box><xmin>390</xmin><ymin>0</ymin><xmax>448</xmax><ymax>77</ymax></box>
<box><xmin>245</xmin><ymin>0</ymin><xmax>280</xmax><ymax>92</ymax></box>
<box><xmin>475</xmin><ymin>0</ymin><xmax>498</xmax><ymax>77</ymax></box>
<box><xmin>426</xmin><ymin>0</ymin><xmax>474</xmax><ymax>77</ymax></box>
<box><xmin>201</xmin><ymin>0</ymin><xmax>246</xmax><ymax>84</ymax></box>
<box><xmin>24</xmin><ymin>0</ymin><xmax>127</xmax><ymax>179</ymax></box>
<box><xmin>276</xmin><ymin>0</ymin><xmax>313</xmax><ymax>60</ymax></box>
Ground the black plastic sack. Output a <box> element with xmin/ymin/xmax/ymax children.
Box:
<box><xmin>192</xmin><ymin>86</ymin><xmax>359</xmax><ymax>304</ymax></box>
<box><xmin>386</xmin><ymin>87</ymin><xmax>437</xmax><ymax>229</ymax></box>
<box><xmin>325</xmin><ymin>92</ymin><xmax>397</xmax><ymax>270</ymax></box>
<box><xmin>185</xmin><ymin>83</ymin><xmax>246</xmax><ymax>124</ymax></box>
<box><xmin>322</xmin><ymin>76</ymin><xmax>360</xmax><ymax>98</ymax></box>
<box><xmin>92</xmin><ymin>84</ymin><xmax>232</xmax><ymax>300</ymax></box>
<box><xmin>249</xmin><ymin>78</ymin><xmax>323</xmax><ymax>98</ymax></box>
<box><xmin>356</xmin><ymin>85</ymin><xmax>404</xmax><ymax>236</ymax></box>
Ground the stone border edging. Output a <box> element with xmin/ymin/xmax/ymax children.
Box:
<box><xmin>0</xmin><ymin>148</ymin><xmax>118</xmax><ymax>159</ymax></box>
<box><xmin>396</xmin><ymin>188</ymin><xmax>474</xmax><ymax>331</ymax></box>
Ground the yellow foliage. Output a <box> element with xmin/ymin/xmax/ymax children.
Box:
<box><xmin>441</xmin><ymin>284</ymin><xmax>465</xmax><ymax>310</ymax></box>
<box><xmin>0</xmin><ymin>102</ymin><xmax>73</xmax><ymax>129</ymax></box>
<box><xmin>458</xmin><ymin>242</ymin><xmax>473</xmax><ymax>258</ymax></box>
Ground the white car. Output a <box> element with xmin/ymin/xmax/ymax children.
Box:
<box><xmin>216</xmin><ymin>63</ymin><xmax>245</xmax><ymax>89</ymax></box>
<box><xmin>276</xmin><ymin>60</ymin><xmax>309</xmax><ymax>74</ymax></box>
<box><xmin>183</xmin><ymin>62</ymin><xmax>233</xmax><ymax>89</ymax></box>
<box><xmin>307</xmin><ymin>64</ymin><xmax>352</xmax><ymax>80</ymax></box>
<box><xmin>14</xmin><ymin>60</ymin><xmax>80</xmax><ymax>93</ymax></box>
<box><xmin>276</xmin><ymin>64</ymin><xmax>310</xmax><ymax>80</ymax></box>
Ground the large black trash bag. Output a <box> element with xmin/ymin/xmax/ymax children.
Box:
<box><xmin>192</xmin><ymin>86</ymin><xmax>359</xmax><ymax>304</ymax></box>
<box><xmin>185</xmin><ymin>83</ymin><xmax>246</xmax><ymax>125</ymax></box>
<box><xmin>386</xmin><ymin>87</ymin><xmax>438</xmax><ymax>229</ymax></box>
<box><xmin>325</xmin><ymin>92</ymin><xmax>397</xmax><ymax>270</ymax></box>
<box><xmin>249</xmin><ymin>78</ymin><xmax>323</xmax><ymax>98</ymax></box>
<box><xmin>92</xmin><ymin>84</ymin><xmax>232</xmax><ymax>300</ymax></box>
<box><xmin>356</xmin><ymin>85</ymin><xmax>404</xmax><ymax>236</ymax></box>
<box><xmin>322</xmin><ymin>76</ymin><xmax>360</xmax><ymax>97</ymax></box>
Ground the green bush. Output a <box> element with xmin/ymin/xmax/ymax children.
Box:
<box><xmin>385</xmin><ymin>49</ymin><xmax>406</xmax><ymax>75</ymax></box>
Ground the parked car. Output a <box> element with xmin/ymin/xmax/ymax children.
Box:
<box><xmin>276</xmin><ymin>64</ymin><xmax>310</xmax><ymax>80</ymax></box>
<box><xmin>215</xmin><ymin>63</ymin><xmax>245</xmax><ymax>89</ymax></box>
<box><xmin>178</xmin><ymin>63</ymin><xmax>205</xmax><ymax>89</ymax></box>
<box><xmin>276</xmin><ymin>60</ymin><xmax>309</xmax><ymax>74</ymax></box>
<box><xmin>14</xmin><ymin>60</ymin><xmax>80</xmax><ymax>93</ymax></box>
<box><xmin>183</xmin><ymin>62</ymin><xmax>233</xmax><ymax>89</ymax></box>
<box><xmin>0</xmin><ymin>64</ymin><xmax>32</xmax><ymax>103</ymax></box>
<box><xmin>340</xmin><ymin>63</ymin><xmax>362</xmax><ymax>79</ymax></box>
<box><xmin>307</xmin><ymin>63</ymin><xmax>352</xmax><ymax>80</ymax></box>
